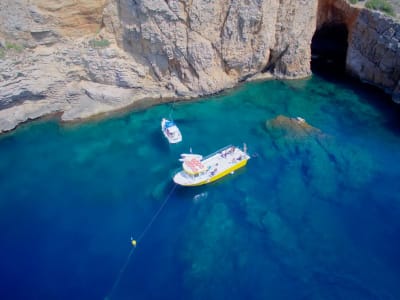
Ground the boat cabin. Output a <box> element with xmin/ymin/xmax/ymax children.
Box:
<box><xmin>183</xmin><ymin>158</ymin><xmax>206</xmax><ymax>176</ymax></box>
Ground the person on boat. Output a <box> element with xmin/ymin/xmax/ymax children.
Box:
<box><xmin>166</xmin><ymin>128</ymin><xmax>174</xmax><ymax>137</ymax></box>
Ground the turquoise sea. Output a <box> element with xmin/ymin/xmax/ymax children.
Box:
<box><xmin>1</xmin><ymin>73</ymin><xmax>400</xmax><ymax>300</ymax></box>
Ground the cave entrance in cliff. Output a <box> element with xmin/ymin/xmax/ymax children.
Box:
<box><xmin>311</xmin><ymin>23</ymin><xmax>348</xmax><ymax>75</ymax></box>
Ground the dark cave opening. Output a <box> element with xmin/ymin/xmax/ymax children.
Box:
<box><xmin>311</xmin><ymin>23</ymin><xmax>349</xmax><ymax>76</ymax></box>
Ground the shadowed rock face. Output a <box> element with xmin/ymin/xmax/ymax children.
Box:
<box><xmin>315</xmin><ymin>0</ymin><xmax>400</xmax><ymax>103</ymax></box>
<box><xmin>312</xmin><ymin>0</ymin><xmax>357</xmax><ymax>75</ymax></box>
<box><xmin>311</xmin><ymin>23</ymin><xmax>348</xmax><ymax>74</ymax></box>
<box><xmin>317</xmin><ymin>0</ymin><xmax>359</xmax><ymax>29</ymax></box>
<box><xmin>347</xmin><ymin>10</ymin><xmax>400</xmax><ymax>103</ymax></box>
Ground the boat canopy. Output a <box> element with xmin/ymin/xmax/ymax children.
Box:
<box><xmin>183</xmin><ymin>158</ymin><xmax>206</xmax><ymax>175</ymax></box>
<box><xmin>165</xmin><ymin>120</ymin><xmax>175</xmax><ymax>128</ymax></box>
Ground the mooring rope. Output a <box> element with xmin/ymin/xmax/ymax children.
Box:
<box><xmin>136</xmin><ymin>183</ymin><xmax>177</xmax><ymax>242</ymax></box>
<box><xmin>106</xmin><ymin>183</ymin><xmax>178</xmax><ymax>300</ymax></box>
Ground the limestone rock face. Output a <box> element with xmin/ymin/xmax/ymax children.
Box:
<box><xmin>347</xmin><ymin>10</ymin><xmax>400</xmax><ymax>103</ymax></box>
<box><xmin>270</xmin><ymin>0</ymin><xmax>318</xmax><ymax>78</ymax></box>
<box><xmin>0</xmin><ymin>40</ymin><xmax>170</xmax><ymax>132</ymax></box>
<box><xmin>315</xmin><ymin>0</ymin><xmax>400</xmax><ymax>103</ymax></box>
<box><xmin>0</xmin><ymin>0</ymin><xmax>106</xmax><ymax>47</ymax></box>
<box><xmin>0</xmin><ymin>0</ymin><xmax>320</xmax><ymax>133</ymax></box>
<box><xmin>317</xmin><ymin>0</ymin><xmax>359</xmax><ymax>29</ymax></box>
<box><xmin>33</xmin><ymin>0</ymin><xmax>106</xmax><ymax>37</ymax></box>
<box><xmin>104</xmin><ymin>0</ymin><xmax>318</xmax><ymax>89</ymax></box>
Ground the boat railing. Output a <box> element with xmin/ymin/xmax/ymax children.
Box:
<box><xmin>202</xmin><ymin>144</ymin><xmax>234</xmax><ymax>161</ymax></box>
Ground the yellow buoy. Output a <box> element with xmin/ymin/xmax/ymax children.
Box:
<box><xmin>131</xmin><ymin>239</ymin><xmax>137</xmax><ymax>247</ymax></box>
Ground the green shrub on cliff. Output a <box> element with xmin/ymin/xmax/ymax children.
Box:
<box><xmin>0</xmin><ymin>41</ymin><xmax>24</xmax><ymax>59</ymax></box>
<box><xmin>89</xmin><ymin>38</ymin><xmax>110</xmax><ymax>48</ymax></box>
<box><xmin>365</xmin><ymin>0</ymin><xmax>395</xmax><ymax>16</ymax></box>
<box><xmin>5</xmin><ymin>42</ymin><xmax>23</xmax><ymax>52</ymax></box>
<box><xmin>348</xmin><ymin>0</ymin><xmax>358</xmax><ymax>4</ymax></box>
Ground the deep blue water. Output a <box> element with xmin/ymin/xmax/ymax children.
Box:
<box><xmin>1</xmin><ymin>74</ymin><xmax>400</xmax><ymax>300</ymax></box>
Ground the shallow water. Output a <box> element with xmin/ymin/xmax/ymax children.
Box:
<box><xmin>1</xmin><ymin>74</ymin><xmax>400</xmax><ymax>300</ymax></box>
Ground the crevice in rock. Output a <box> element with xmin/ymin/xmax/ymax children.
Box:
<box><xmin>220</xmin><ymin>0</ymin><xmax>232</xmax><ymax>48</ymax></box>
<box><xmin>253</xmin><ymin>13</ymin><xmax>263</xmax><ymax>35</ymax></box>
<box><xmin>164</xmin><ymin>0</ymin><xmax>182</xmax><ymax>22</ymax></box>
<box><xmin>145</xmin><ymin>13</ymin><xmax>199</xmax><ymax>82</ymax></box>
<box><xmin>135</xmin><ymin>19</ymin><xmax>163</xmax><ymax>82</ymax></box>
<box><xmin>1</xmin><ymin>92</ymin><xmax>46</xmax><ymax>110</ymax></box>
<box><xmin>30</xmin><ymin>30</ymin><xmax>56</xmax><ymax>41</ymax></box>
<box><xmin>311</xmin><ymin>23</ymin><xmax>348</xmax><ymax>75</ymax></box>
<box><xmin>179</xmin><ymin>0</ymin><xmax>190</xmax><ymax>24</ymax></box>
<box><xmin>262</xmin><ymin>45</ymin><xmax>289</xmax><ymax>74</ymax></box>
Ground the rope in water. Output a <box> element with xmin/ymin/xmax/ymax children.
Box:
<box><xmin>106</xmin><ymin>183</ymin><xmax>178</xmax><ymax>300</ymax></box>
<box><xmin>168</xmin><ymin>97</ymin><xmax>178</xmax><ymax>120</ymax></box>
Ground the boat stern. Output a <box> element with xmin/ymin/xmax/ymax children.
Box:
<box><xmin>173</xmin><ymin>171</ymin><xmax>198</xmax><ymax>186</ymax></box>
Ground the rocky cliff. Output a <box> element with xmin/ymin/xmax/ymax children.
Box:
<box><xmin>316</xmin><ymin>0</ymin><xmax>400</xmax><ymax>102</ymax></box>
<box><xmin>0</xmin><ymin>0</ymin><xmax>399</xmax><ymax>133</ymax></box>
<box><xmin>347</xmin><ymin>9</ymin><xmax>400</xmax><ymax>103</ymax></box>
<box><xmin>0</xmin><ymin>0</ymin><xmax>318</xmax><ymax>133</ymax></box>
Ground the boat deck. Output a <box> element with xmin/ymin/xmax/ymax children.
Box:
<box><xmin>174</xmin><ymin>146</ymin><xmax>249</xmax><ymax>186</ymax></box>
<box><xmin>162</xmin><ymin>119</ymin><xmax>182</xmax><ymax>143</ymax></box>
<box><xmin>202</xmin><ymin>146</ymin><xmax>247</xmax><ymax>176</ymax></box>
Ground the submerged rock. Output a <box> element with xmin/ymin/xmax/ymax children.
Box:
<box><xmin>265</xmin><ymin>115</ymin><xmax>373</xmax><ymax>200</ymax></box>
<box><xmin>266</xmin><ymin>115</ymin><xmax>322</xmax><ymax>140</ymax></box>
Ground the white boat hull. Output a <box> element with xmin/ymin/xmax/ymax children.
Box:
<box><xmin>161</xmin><ymin>118</ymin><xmax>182</xmax><ymax>144</ymax></box>
<box><xmin>173</xmin><ymin>145</ymin><xmax>250</xmax><ymax>186</ymax></box>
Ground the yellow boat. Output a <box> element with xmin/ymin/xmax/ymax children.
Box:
<box><xmin>173</xmin><ymin>145</ymin><xmax>250</xmax><ymax>186</ymax></box>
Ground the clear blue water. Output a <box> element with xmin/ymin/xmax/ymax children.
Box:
<box><xmin>1</xmin><ymin>74</ymin><xmax>400</xmax><ymax>300</ymax></box>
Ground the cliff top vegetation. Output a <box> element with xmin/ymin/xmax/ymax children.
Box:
<box><xmin>349</xmin><ymin>0</ymin><xmax>400</xmax><ymax>17</ymax></box>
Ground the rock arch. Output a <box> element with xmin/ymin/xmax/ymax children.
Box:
<box><xmin>311</xmin><ymin>22</ymin><xmax>348</xmax><ymax>74</ymax></box>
